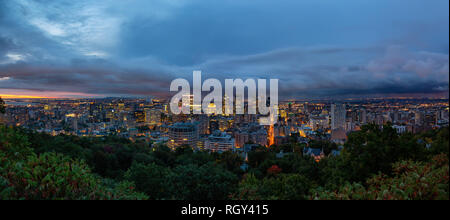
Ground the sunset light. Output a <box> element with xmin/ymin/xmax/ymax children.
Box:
<box><xmin>0</xmin><ymin>94</ymin><xmax>52</xmax><ymax>99</ymax></box>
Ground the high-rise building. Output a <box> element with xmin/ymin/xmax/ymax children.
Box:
<box><xmin>415</xmin><ymin>111</ymin><xmax>423</xmax><ymax>125</ymax></box>
<box><xmin>134</xmin><ymin>110</ymin><xmax>146</xmax><ymax>123</ymax></box>
<box><xmin>117</xmin><ymin>101</ymin><xmax>125</xmax><ymax>112</ymax></box>
<box><xmin>331</xmin><ymin>104</ymin><xmax>346</xmax><ymax>130</ymax></box>
<box><xmin>72</xmin><ymin>117</ymin><xmax>78</xmax><ymax>132</ymax></box>
<box><xmin>145</xmin><ymin>109</ymin><xmax>161</xmax><ymax>125</ymax></box>
<box><xmin>359</xmin><ymin>109</ymin><xmax>367</xmax><ymax>124</ymax></box>
<box><xmin>168</xmin><ymin>122</ymin><xmax>199</xmax><ymax>150</ymax></box>
<box><xmin>196</xmin><ymin>115</ymin><xmax>209</xmax><ymax>135</ymax></box>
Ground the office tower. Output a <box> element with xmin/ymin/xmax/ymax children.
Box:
<box><xmin>145</xmin><ymin>109</ymin><xmax>161</xmax><ymax>125</ymax></box>
<box><xmin>415</xmin><ymin>111</ymin><xmax>423</xmax><ymax>125</ymax></box>
<box><xmin>393</xmin><ymin>111</ymin><xmax>399</xmax><ymax>123</ymax></box>
<box><xmin>196</xmin><ymin>115</ymin><xmax>209</xmax><ymax>135</ymax></box>
<box><xmin>331</xmin><ymin>103</ymin><xmax>346</xmax><ymax>130</ymax></box>
<box><xmin>359</xmin><ymin>109</ymin><xmax>367</xmax><ymax>124</ymax></box>
<box><xmin>218</xmin><ymin>117</ymin><xmax>230</xmax><ymax>131</ymax></box>
<box><xmin>73</xmin><ymin>116</ymin><xmax>78</xmax><ymax>132</ymax></box>
<box><xmin>117</xmin><ymin>101</ymin><xmax>125</xmax><ymax>112</ymax></box>
<box><xmin>134</xmin><ymin>110</ymin><xmax>146</xmax><ymax>123</ymax></box>
<box><xmin>168</xmin><ymin>122</ymin><xmax>199</xmax><ymax>150</ymax></box>
<box><xmin>280</xmin><ymin>109</ymin><xmax>287</xmax><ymax>119</ymax></box>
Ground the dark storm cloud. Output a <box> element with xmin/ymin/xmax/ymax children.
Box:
<box><xmin>0</xmin><ymin>60</ymin><xmax>175</xmax><ymax>96</ymax></box>
<box><xmin>0</xmin><ymin>0</ymin><xmax>448</xmax><ymax>98</ymax></box>
<box><xmin>189</xmin><ymin>46</ymin><xmax>448</xmax><ymax>98</ymax></box>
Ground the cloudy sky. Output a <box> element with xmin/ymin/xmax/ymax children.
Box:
<box><xmin>0</xmin><ymin>0</ymin><xmax>448</xmax><ymax>99</ymax></box>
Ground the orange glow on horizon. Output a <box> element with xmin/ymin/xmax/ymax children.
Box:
<box><xmin>0</xmin><ymin>89</ymin><xmax>104</xmax><ymax>99</ymax></box>
<box><xmin>0</xmin><ymin>94</ymin><xmax>54</xmax><ymax>99</ymax></box>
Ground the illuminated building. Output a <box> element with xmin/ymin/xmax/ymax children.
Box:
<box><xmin>299</xmin><ymin>125</ymin><xmax>313</xmax><ymax>138</ymax></box>
<box><xmin>273</xmin><ymin>124</ymin><xmax>289</xmax><ymax>137</ymax></box>
<box><xmin>117</xmin><ymin>102</ymin><xmax>125</xmax><ymax>112</ymax></box>
<box><xmin>145</xmin><ymin>109</ymin><xmax>161</xmax><ymax>125</ymax></box>
<box><xmin>308</xmin><ymin>116</ymin><xmax>329</xmax><ymax>130</ymax></box>
<box><xmin>235</xmin><ymin>124</ymin><xmax>268</xmax><ymax>148</ymax></box>
<box><xmin>168</xmin><ymin>122</ymin><xmax>200</xmax><ymax>150</ymax></box>
<box><xmin>331</xmin><ymin>128</ymin><xmax>347</xmax><ymax>145</ymax></box>
<box><xmin>392</xmin><ymin>125</ymin><xmax>407</xmax><ymax>134</ymax></box>
<box><xmin>280</xmin><ymin>110</ymin><xmax>287</xmax><ymax>119</ymax></box>
<box><xmin>235</xmin><ymin>131</ymin><xmax>248</xmax><ymax>149</ymax></box>
<box><xmin>134</xmin><ymin>110</ymin><xmax>146</xmax><ymax>123</ymax></box>
<box><xmin>205</xmin><ymin>131</ymin><xmax>235</xmax><ymax>152</ymax></box>
<box><xmin>106</xmin><ymin>109</ymin><xmax>115</xmax><ymax>122</ymax></box>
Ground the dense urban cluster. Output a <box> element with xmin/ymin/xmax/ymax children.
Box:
<box><xmin>1</xmin><ymin>97</ymin><xmax>448</xmax><ymax>153</ymax></box>
<box><xmin>0</xmin><ymin>97</ymin><xmax>449</xmax><ymax>200</ymax></box>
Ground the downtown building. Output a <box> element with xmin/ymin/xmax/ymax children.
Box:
<box><xmin>308</xmin><ymin>115</ymin><xmax>329</xmax><ymax>130</ymax></box>
<box><xmin>168</xmin><ymin>122</ymin><xmax>200</xmax><ymax>150</ymax></box>
<box><xmin>234</xmin><ymin>123</ymin><xmax>268</xmax><ymax>148</ymax></box>
<box><xmin>145</xmin><ymin>108</ymin><xmax>162</xmax><ymax>125</ymax></box>
<box><xmin>205</xmin><ymin>130</ymin><xmax>236</xmax><ymax>152</ymax></box>
<box><xmin>331</xmin><ymin>103</ymin><xmax>346</xmax><ymax>130</ymax></box>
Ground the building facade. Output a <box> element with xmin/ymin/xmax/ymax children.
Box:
<box><xmin>331</xmin><ymin>104</ymin><xmax>346</xmax><ymax>130</ymax></box>
<box><xmin>205</xmin><ymin>131</ymin><xmax>235</xmax><ymax>152</ymax></box>
<box><xmin>168</xmin><ymin>122</ymin><xmax>199</xmax><ymax>150</ymax></box>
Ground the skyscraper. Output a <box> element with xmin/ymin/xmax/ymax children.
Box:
<box><xmin>331</xmin><ymin>104</ymin><xmax>346</xmax><ymax>130</ymax></box>
<box><xmin>168</xmin><ymin>122</ymin><xmax>200</xmax><ymax>150</ymax></box>
<box><xmin>145</xmin><ymin>109</ymin><xmax>161</xmax><ymax>125</ymax></box>
<box><xmin>134</xmin><ymin>110</ymin><xmax>146</xmax><ymax>123</ymax></box>
<box><xmin>415</xmin><ymin>111</ymin><xmax>423</xmax><ymax>125</ymax></box>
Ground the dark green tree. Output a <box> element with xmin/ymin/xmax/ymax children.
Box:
<box><xmin>166</xmin><ymin>163</ymin><xmax>238</xmax><ymax>200</ymax></box>
<box><xmin>313</xmin><ymin>154</ymin><xmax>449</xmax><ymax>200</ymax></box>
<box><xmin>344</xmin><ymin>123</ymin><xmax>428</xmax><ymax>182</ymax></box>
<box><xmin>0</xmin><ymin>125</ymin><xmax>147</xmax><ymax>200</ymax></box>
<box><xmin>124</xmin><ymin>162</ymin><xmax>171</xmax><ymax>199</ymax></box>
<box><xmin>248</xmin><ymin>146</ymin><xmax>272</xmax><ymax>168</ymax></box>
<box><xmin>0</xmin><ymin>97</ymin><xmax>5</xmax><ymax>114</ymax></box>
<box><xmin>217</xmin><ymin>151</ymin><xmax>243</xmax><ymax>173</ymax></box>
<box><xmin>233</xmin><ymin>173</ymin><xmax>313</xmax><ymax>200</ymax></box>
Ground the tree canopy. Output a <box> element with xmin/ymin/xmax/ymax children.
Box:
<box><xmin>1</xmin><ymin>124</ymin><xmax>448</xmax><ymax>200</ymax></box>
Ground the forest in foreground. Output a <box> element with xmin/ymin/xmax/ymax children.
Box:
<box><xmin>0</xmin><ymin>123</ymin><xmax>448</xmax><ymax>200</ymax></box>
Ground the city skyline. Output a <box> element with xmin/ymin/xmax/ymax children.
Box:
<box><xmin>0</xmin><ymin>0</ymin><xmax>449</xmax><ymax>99</ymax></box>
